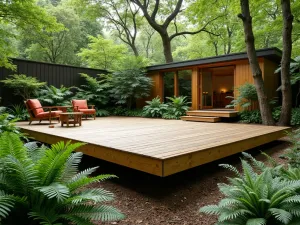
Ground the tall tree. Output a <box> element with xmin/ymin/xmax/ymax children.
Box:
<box><xmin>238</xmin><ymin>0</ymin><xmax>275</xmax><ymax>125</ymax></box>
<box><xmin>130</xmin><ymin>0</ymin><xmax>221</xmax><ymax>63</ymax></box>
<box><xmin>78</xmin><ymin>35</ymin><xmax>128</xmax><ymax>70</ymax></box>
<box><xmin>100</xmin><ymin>0</ymin><xmax>141</xmax><ymax>56</ymax></box>
<box><xmin>0</xmin><ymin>0</ymin><xmax>58</xmax><ymax>69</ymax></box>
<box><xmin>278</xmin><ymin>0</ymin><xmax>293</xmax><ymax>126</ymax></box>
<box><xmin>239</xmin><ymin>0</ymin><xmax>294</xmax><ymax>126</ymax></box>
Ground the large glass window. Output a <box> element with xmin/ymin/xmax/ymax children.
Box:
<box><xmin>178</xmin><ymin>70</ymin><xmax>192</xmax><ymax>103</ymax></box>
<box><xmin>163</xmin><ymin>72</ymin><xmax>174</xmax><ymax>102</ymax></box>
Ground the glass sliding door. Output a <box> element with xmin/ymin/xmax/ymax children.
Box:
<box><xmin>202</xmin><ymin>71</ymin><xmax>213</xmax><ymax>108</ymax></box>
<box><xmin>163</xmin><ymin>72</ymin><xmax>174</xmax><ymax>102</ymax></box>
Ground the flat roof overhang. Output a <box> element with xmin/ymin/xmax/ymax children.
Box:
<box><xmin>146</xmin><ymin>47</ymin><xmax>282</xmax><ymax>72</ymax></box>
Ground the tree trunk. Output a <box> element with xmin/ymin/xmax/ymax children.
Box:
<box><xmin>238</xmin><ymin>0</ymin><xmax>275</xmax><ymax>125</ymax></box>
<box><xmin>278</xmin><ymin>0</ymin><xmax>293</xmax><ymax>126</ymax></box>
<box><xmin>161</xmin><ymin>34</ymin><xmax>173</xmax><ymax>63</ymax></box>
<box><xmin>131</xmin><ymin>44</ymin><xmax>139</xmax><ymax>57</ymax></box>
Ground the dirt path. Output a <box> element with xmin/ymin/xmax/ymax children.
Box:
<box><xmin>81</xmin><ymin>138</ymin><xmax>290</xmax><ymax>225</ymax></box>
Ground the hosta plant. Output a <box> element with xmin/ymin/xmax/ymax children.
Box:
<box><xmin>0</xmin><ymin>132</ymin><xmax>124</xmax><ymax>225</ymax></box>
<box><xmin>200</xmin><ymin>159</ymin><xmax>300</xmax><ymax>225</ymax></box>
<box><xmin>143</xmin><ymin>96</ymin><xmax>168</xmax><ymax>118</ymax></box>
<box><xmin>162</xmin><ymin>96</ymin><xmax>190</xmax><ymax>120</ymax></box>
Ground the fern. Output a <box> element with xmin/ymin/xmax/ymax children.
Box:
<box><xmin>200</xmin><ymin>154</ymin><xmax>300</xmax><ymax>224</ymax></box>
<box><xmin>0</xmin><ymin>132</ymin><xmax>124</xmax><ymax>224</ymax></box>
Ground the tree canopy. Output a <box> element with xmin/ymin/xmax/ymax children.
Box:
<box><xmin>1</xmin><ymin>0</ymin><xmax>300</xmax><ymax>67</ymax></box>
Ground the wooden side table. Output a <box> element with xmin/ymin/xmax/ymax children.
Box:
<box><xmin>60</xmin><ymin>112</ymin><xmax>83</xmax><ymax>127</ymax></box>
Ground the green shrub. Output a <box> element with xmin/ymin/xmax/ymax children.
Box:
<box><xmin>143</xmin><ymin>96</ymin><xmax>168</xmax><ymax>118</ymax></box>
<box><xmin>7</xmin><ymin>104</ymin><xmax>29</xmax><ymax>121</ymax></box>
<box><xmin>96</xmin><ymin>109</ymin><xmax>110</xmax><ymax>117</ymax></box>
<box><xmin>226</xmin><ymin>83</ymin><xmax>258</xmax><ymax>109</ymax></box>
<box><xmin>36</xmin><ymin>85</ymin><xmax>73</xmax><ymax>106</ymax></box>
<box><xmin>238</xmin><ymin>110</ymin><xmax>262</xmax><ymax>124</ymax></box>
<box><xmin>1</xmin><ymin>74</ymin><xmax>46</xmax><ymax>100</ymax></box>
<box><xmin>291</xmin><ymin>108</ymin><xmax>300</xmax><ymax>126</ymax></box>
<box><xmin>108</xmin><ymin>107</ymin><xmax>143</xmax><ymax>117</ymax></box>
<box><xmin>272</xmin><ymin>106</ymin><xmax>282</xmax><ymax>122</ymax></box>
<box><xmin>109</xmin><ymin>68</ymin><xmax>153</xmax><ymax>109</ymax></box>
<box><xmin>283</xmin><ymin>129</ymin><xmax>300</xmax><ymax>168</ymax></box>
<box><xmin>162</xmin><ymin>96</ymin><xmax>190</xmax><ymax>120</ymax></box>
<box><xmin>200</xmin><ymin>158</ymin><xmax>300</xmax><ymax>225</ymax></box>
<box><xmin>0</xmin><ymin>132</ymin><xmax>124</xmax><ymax>224</ymax></box>
<box><xmin>0</xmin><ymin>112</ymin><xmax>21</xmax><ymax>135</ymax></box>
<box><xmin>75</xmin><ymin>73</ymin><xmax>110</xmax><ymax>107</ymax></box>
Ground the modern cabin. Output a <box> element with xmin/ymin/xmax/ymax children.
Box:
<box><xmin>143</xmin><ymin>48</ymin><xmax>282</xmax><ymax>112</ymax></box>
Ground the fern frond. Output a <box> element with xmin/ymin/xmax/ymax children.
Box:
<box><xmin>68</xmin><ymin>174</ymin><xmax>116</xmax><ymax>192</ymax></box>
<box><xmin>0</xmin><ymin>132</ymin><xmax>27</xmax><ymax>160</ymax></box>
<box><xmin>219</xmin><ymin>164</ymin><xmax>241</xmax><ymax>178</ymax></box>
<box><xmin>60</xmin><ymin>152</ymin><xmax>83</xmax><ymax>182</ymax></box>
<box><xmin>0</xmin><ymin>191</ymin><xmax>15</xmax><ymax>219</ymax></box>
<box><xmin>36</xmin><ymin>141</ymin><xmax>85</xmax><ymax>185</ymax></box>
<box><xmin>246</xmin><ymin>218</ymin><xmax>267</xmax><ymax>225</ymax></box>
<box><xmin>36</xmin><ymin>183</ymin><xmax>70</xmax><ymax>203</ymax></box>
<box><xmin>68</xmin><ymin>204</ymin><xmax>125</xmax><ymax>221</ymax></box>
<box><xmin>68</xmin><ymin>188</ymin><xmax>115</xmax><ymax>205</ymax></box>
<box><xmin>59</xmin><ymin>214</ymin><xmax>95</xmax><ymax>225</ymax></box>
<box><xmin>268</xmin><ymin>208</ymin><xmax>292</xmax><ymax>224</ymax></box>
<box><xmin>199</xmin><ymin>205</ymin><xmax>222</xmax><ymax>215</ymax></box>
<box><xmin>5</xmin><ymin>156</ymin><xmax>38</xmax><ymax>195</ymax></box>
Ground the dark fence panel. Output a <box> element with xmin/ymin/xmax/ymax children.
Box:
<box><xmin>0</xmin><ymin>58</ymin><xmax>107</xmax><ymax>106</ymax></box>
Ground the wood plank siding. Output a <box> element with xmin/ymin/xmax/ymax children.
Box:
<box><xmin>0</xmin><ymin>58</ymin><xmax>107</xmax><ymax>106</ymax></box>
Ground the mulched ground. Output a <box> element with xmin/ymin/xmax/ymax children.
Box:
<box><xmin>80</xmin><ymin>137</ymin><xmax>291</xmax><ymax>225</ymax></box>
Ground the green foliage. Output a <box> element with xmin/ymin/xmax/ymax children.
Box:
<box><xmin>143</xmin><ymin>96</ymin><xmax>168</xmax><ymax>118</ymax></box>
<box><xmin>108</xmin><ymin>107</ymin><xmax>143</xmax><ymax>117</ymax></box>
<box><xmin>226</xmin><ymin>83</ymin><xmax>258</xmax><ymax>109</ymax></box>
<box><xmin>78</xmin><ymin>35</ymin><xmax>128</xmax><ymax>70</ymax></box>
<box><xmin>199</xmin><ymin>157</ymin><xmax>300</xmax><ymax>225</ymax></box>
<box><xmin>7</xmin><ymin>104</ymin><xmax>29</xmax><ymax>121</ymax></box>
<box><xmin>291</xmin><ymin>108</ymin><xmax>300</xmax><ymax>126</ymax></box>
<box><xmin>74</xmin><ymin>73</ymin><xmax>110</xmax><ymax>107</ymax></box>
<box><xmin>1</xmin><ymin>74</ymin><xmax>46</xmax><ymax>100</ymax></box>
<box><xmin>109</xmin><ymin>68</ymin><xmax>153</xmax><ymax>109</ymax></box>
<box><xmin>0</xmin><ymin>113</ymin><xmax>21</xmax><ymax>135</ymax></box>
<box><xmin>162</xmin><ymin>96</ymin><xmax>190</xmax><ymax>120</ymax></box>
<box><xmin>96</xmin><ymin>109</ymin><xmax>110</xmax><ymax>117</ymax></box>
<box><xmin>238</xmin><ymin>110</ymin><xmax>262</xmax><ymax>124</ymax></box>
<box><xmin>36</xmin><ymin>85</ymin><xmax>73</xmax><ymax>106</ymax></box>
<box><xmin>0</xmin><ymin>0</ymin><xmax>59</xmax><ymax>69</ymax></box>
<box><xmin>0</xmin><ymin>132</ymin><xmax>124</xmax><ymax>224</ymax></box>
<box><xmin>283</xmin><ymin>129</ymin><xmax>300</xmax><ymax>168</ymax></box>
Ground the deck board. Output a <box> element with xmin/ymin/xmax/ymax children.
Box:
<box><xmin>17</xmin><ymin>117</ymin><xmax>290</xmax><ymax>176</ymax></box>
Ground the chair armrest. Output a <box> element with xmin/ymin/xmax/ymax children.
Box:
<box><xmin>28</xmin><ymin>106</ymin><xmax>58</xmax><ymax>111</ymax></box>
<box><xmin>88</xmin><ymin>105</ymin><xmax>95</xmax><ymax>109</ymax></box>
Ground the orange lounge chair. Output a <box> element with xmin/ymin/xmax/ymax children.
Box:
<box><xmin>71</xmin><ymin>99</ymin><xmax>96</xmax><ymax>120</ymax></box>
<box><xmin>25</xmin><ymin>99</ymin><xmax>62</xmax><ymax>125</ymax></box>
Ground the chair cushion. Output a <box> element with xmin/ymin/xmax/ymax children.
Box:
<box><xmin>36</xmin><ymin>111</ymin><xmax>62</xmax><ymax>118</ymax></box>
<box><xmin>72</xmin><ymin>100</ymin><xmax>88</xmax><ymax>110</ymax></box>
<box><xmin>27</xmin><ymin>99</ymin><xmax>44</xmax><ymax>116</ymax></box>
<box><xmin>78</xmin><ymin>109</ymin><xmax>96</xmax><ymax>114</ymax></box>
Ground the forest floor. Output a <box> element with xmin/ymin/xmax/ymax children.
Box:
<box><xmin>82</xmin><ymin>136</ymin><xmax>291</xmax><ymax>225</ymax></box>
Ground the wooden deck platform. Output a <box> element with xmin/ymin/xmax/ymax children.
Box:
<box><xmin>17</xmin><ymin>117</ymin><xmax>290</xmax><ymax>177</ymax></box>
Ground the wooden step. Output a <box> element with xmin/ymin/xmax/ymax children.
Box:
<box><xmin>181</xmin><ymin>116</ymin><xmax>221</xmax><ymax>123</ymax></box>
<box><xmin>186</xmin><ymin>110</ymin><xmax>238</xmax><ymax>118</ymax></box>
